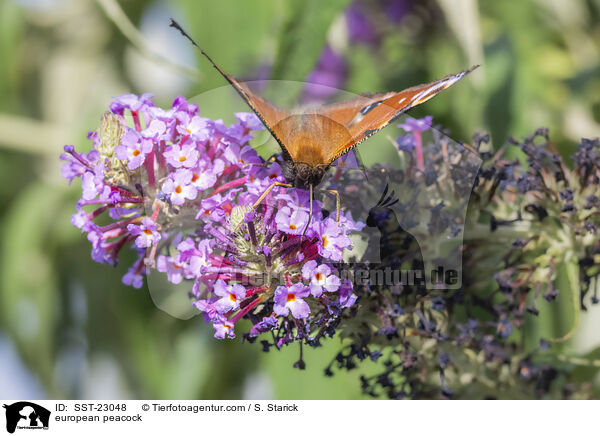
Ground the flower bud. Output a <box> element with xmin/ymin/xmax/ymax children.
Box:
<box><xmin>98</xmin><ymin>111</ymin><xmax>126</xmax><ymax>158</ymax></box>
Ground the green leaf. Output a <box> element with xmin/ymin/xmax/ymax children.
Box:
<box><xmin>0</xmin><ymin>1</ymin><xmax>23</xmax><ymax>112</ymax></box>
<box><xmin>0</xmin><ymin>182</ymin><xmax>66</xmax><ymax>388</ymax></box>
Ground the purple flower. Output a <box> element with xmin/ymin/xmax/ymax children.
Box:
<box><xmin>176</xmin><ymin>114</ymin><xmax>212</xmax><ymax>141</ymax></box>
<box><xmin>163</xmin><ymin>143</ymin><xmax>199</xmax><ymax>169</ymax></box>
<box><xmin>142</xmin><ymin>119</ymin><xmax>167</xmax><ymax>140</ymax></box>
<box><xmin>122</xmin><ymin>262</ymin><xmax>144</xmax><ymax>289</ymax></box>
<box><xmin>340</xmin><ymin>210</ymin><xmax>366</xmax><ymax>232</ymax></box>
<box><xmin>273</xmin><ymin>284</ymin><xmax>311</xmax><ymax>319</ymax></box>
<box><xmin>338</xmin><ymin>279</ymin><xmax>357</xmax><ymax>308</ymax></box>
<box><xmin>110</xmin><ymin>93</ymin><xmax>154</xmax><ymax>115</ymax></box>
<box><xmin>345</xmin><ymin>3</ymin><xmax>379</xmax><ymax>45</ymax></box>
<box><xmin>398</xmin><ymin>116</ymin><xmax>433</xmax><ymax>133</ymax></box>
<box><xmin>385</xmin><ymin>0</ymin><xmax>412</xmax><ymax>23</ymax></box>
<box><xmin>156</xmin><ymin>255</ymin><xmax>184</xmax><ymax>284</ymax></box>
<box><xmin>278</xmin><ymin>189</ymin><xmax>314</xmax><ymax>213</ymax></box>
<box><xmin>115</xmin><ymin>129</ymin><xmax>154</xmax><ymax>170</ymax></box>
<box><xmin>223</xmin><ymin>143</ymin><xmax>262</xmax><ymax>168</ymax></box>
<box><xmin>60</xmin><ymin>146</ymin><xmax>99</xmax><ymax>184</ymax></box>
<box><xmin>315</xmin><ymin>218</ymin><xmax>352</xmax><ymax>261</ymax></box>
<box><xmin>178</xmin><ymin>238</ymin><xmax>213</xmax><ymax>276</ymax></box>
<box><xmin>235</xmin><ymin>112</ymin><xmax>264</xmax><ymax>131</ymax></box>
<box><xmin>190</xmin><ymin>158</ymin><xmax>224</xmax><ymax>191</ymax></box>
<box><xmin>81</xmin><ymin>163</ymin><xmax>106</xmax><ymax>200</ymax></box>
<box><xmin>332</xmin><ymin>150</ymin><xmax>360</xmax><ymax>169</ymax></box>
<box><xmin>396</xmin><ymin>134</ymin><xmax>415</xmax><ymax>152</ymax></box>
<box><xmin>171</xmin><ymin>96</ymin><xmax>199</xmax><ymax>116</ymax></box>
<box><xmin>196</xmin><ymin>193</ymin><xmax>230</xmax><ymax>223</ymax></box>
<box><xmin>213</xmin><ymin>279</ymin><xmax>247</xmax><ymax>314</ymax></box>
<box><xmin>71</xmin><ymin>210</ymin><xmax>89</xmax><ymax>229</ymax></box>
<box><xmin>127</xmin><ymin>217</ymin><xmax>161</xmax><ymax>248</ymax></box>
<box><xmin>275</xmin><ymin>206</ymin><xmax>310</xmax><ymax>235</ymax></box>
<box><xmin>249</xmin><ymin>315</ymin><xmax>279</xmax><ymax>337</ymax></box>
<box><xmin>193</xmin><ymin>299</ymin><xmax>220</xmax><ymax>323</ymax></box>
<box><xmin>303</xmin><ymin>45</ymin><xmax>348</xmax><ymax>103</ymax></box>
<box><xmin>161</xmin><ymin>169</ymin><xmax>198</xmax><ymax>206</ymax></box>
<box><xmin>301</xmin><ymin>260</ymin><xmax>341</xmax><ymax>296</ymax></box>
<box><xmin>213</xmin><ymin>320</ymin><xmax>236</xmax><ymax>339</ymax></box>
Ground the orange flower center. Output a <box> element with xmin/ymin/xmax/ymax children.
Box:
<box><xmin>143</xmin><ymin>229</ymin><xmax>153</xmax><ymax>236</ymax></box>
<box><xmin>229</xmin><ymin>294</ymin><xmax>237</xmax><ymax>302</ymax></box>
<box><xmin>286</xmin><ymin>293</ymin><xmax>296</xmax><ymax>302</ymax></box>
<box><xmin>289</xmin><ymin>224</ymin><xmax>297</xmax><ymax>230</ymax></box>
<box><xmin>175</xmin><ymin>185</ymin><xmax>183</xmax><ymax>194</ymax></box>
<box><xmin>191</xmin><ymin>173</ymin><xmax>199</xmax><ymax>183</ymax></box>
<box><xmin>315</xmin><ymin>272</ymin><xmax>323</xmax><ymax>281</ymax></box>
<box><xmin>132</xmin><ymin>149</ymin><xmax>141</xmax><ymax>157</ymax></box>
<box><xmin>179</xmin><ymin>156</ymin><xmax>187</xmax><ymax>162</ymax></box>
<box><xmin>269</xmin><ymin>173</ymin><xmax>277</xmax><ymax>179</ymax></box>
<box><xmin>321</xmin><ymin>236</ymin><xmax>329</xmax><ymax>247</ymax></box>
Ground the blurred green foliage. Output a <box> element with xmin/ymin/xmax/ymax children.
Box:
<box><xmin>0</xmin><ymin>0</ymin><xmax>599</xmax><ymax>399</ymax></box>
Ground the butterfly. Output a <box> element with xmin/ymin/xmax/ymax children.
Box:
<box><xmin>169</xmin><ymin>19</ymin><xmax>477</xmax><ymax>230</ymax></box>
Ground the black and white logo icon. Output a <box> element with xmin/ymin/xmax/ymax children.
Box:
<box><xmin>3</xmin><ymin>402</ymin><xmax>50</xmax><ymax>434</ymax></box>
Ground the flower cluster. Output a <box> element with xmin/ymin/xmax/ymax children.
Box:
<box><xmin>61</xmin><ymin>94</ymin><xmax>362</xmax><ymax>341</ymax></box>
<box><xmin>326</xmin><ymin>124</ymin><xmax>600</xmax><ymax>399</ymax></box>
<box><xmin>62</xmin><ymin>92</ymin><xmax>600</xmax><ymax>399</ymax></box>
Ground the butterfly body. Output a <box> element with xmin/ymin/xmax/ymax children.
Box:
<box><xmin>274</xmin><ymin>112</ymin><xmax>352</xmax><ymax>188</ymax></box>
<box><xmin>281</xmin><ymin>159</ymin><xmax>327</xmax><ymax>189</ymax></box>
<box><xmin>169</xmin><ymin>19</ymin><xmax>477</xmax><ymax>191</ymax></box>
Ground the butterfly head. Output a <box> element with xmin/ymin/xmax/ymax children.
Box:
<box><xmin>281</xmin><ymin>160</ymin><xmax>328</xmax><ymax>190</ymax></box>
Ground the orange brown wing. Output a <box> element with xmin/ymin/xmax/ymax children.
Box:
<box><xmin>169</xmin><ymin>19</ymin><xmax>293</xmax><ymax>159</ymax></box>
<box><xmin>324</xmin><ymin>66</ymin><xmax>479</xmax><ymax>164</ymax></box>
<box><xmin>270</xmin><ymin>113</ymin><xmax>354</xmax><ymax>166</ymax></box>
<box><xmin>314</xmin><ymin>92</ymin><xmax>397</xmax><ymax>126</ymax></box>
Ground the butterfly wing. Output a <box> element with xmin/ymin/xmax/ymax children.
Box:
<box><xmin>170</xmin><ymin>20</ymin><xmax>476</xmax><ymax>168</ymax></box>
<box><xmin>269</xmin><ymin>113</ymin><xmax>354</xmax><ymax>166</ymax></box>
<box><xmin>169</xmin><ymin>19</ymin><xmax>293</xmax><ymax>159</ymax></box>
<box><xmin>321</xmin><ymin>66</ymin><xmax>479</xmax><ymax>165</ymax></box>
<box><xmin>314</xmin><ymin>92</ymin><xmax>397</xmax><ymax>126</ymax></box>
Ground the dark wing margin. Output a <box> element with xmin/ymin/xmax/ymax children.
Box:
<box><xmin>326</xmin><ymin>65</ymin><xmax>480</xmax><ymax>165</ymax></box>
<box><xmin>169</xmin><ymin>19</ymin><xmax>293</xmax><ymax>160</ymax></box>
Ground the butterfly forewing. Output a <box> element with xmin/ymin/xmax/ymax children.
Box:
<box><xmin>325</xmin><ymin>66</ymin><xmax>479</xmax><ymax>164</ymax></box>
<box><xmin>314</xmin><ymin>92</ymin><xmax>397</xmax><ymax>127</ymax></box>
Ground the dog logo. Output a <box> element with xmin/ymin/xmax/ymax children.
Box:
<box><xmin>3</xmin><ymin>402</ymin><xmax>50</xmax><ymax>433</ymax></box>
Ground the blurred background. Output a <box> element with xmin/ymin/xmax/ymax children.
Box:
<box><xmin>1</xmin><ymin>0</ymin><xmax>599</xmax><ymax>399</ymax></box>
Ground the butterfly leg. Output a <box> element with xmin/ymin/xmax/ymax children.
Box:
<box><xmin>252</xmin><ymin>181</ymin><xmax>292</xmax><ymax>211</ymax></box>
<box><xmin>324</xmin><ymin>189</ymin><xmax>341</xmax><ymax>224</ymax></box>
<box><xmin>301</xmin><ymin>184</ymin><xmax>314</xmax><ymax>237</ymax></box>
<box><xmin>313</xmin><ymin>189</ymin><xmax>340</xmax><ymax>226</ymax></box>
<box><xmin>233</xmin><ymin>181</ymin><xmax>292</xmax><ymax>233</ymax></box>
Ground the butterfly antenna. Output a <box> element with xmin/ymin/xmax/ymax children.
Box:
<box><xmin>169</xmin><ymin>19</ymin><xmax>232</xmax><ymax>81</ymax></box>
